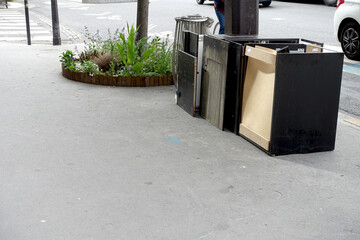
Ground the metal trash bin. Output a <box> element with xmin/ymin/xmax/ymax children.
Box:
<box><xmin>172</xmin><ymin>15</ymin><xmax>213</xmax><ymax>84</ymax></box>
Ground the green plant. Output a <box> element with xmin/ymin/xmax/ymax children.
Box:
<box><xmin>91</xmin><ymin>52</ymin><xmax>113</xmax><ymax>71</ymax></box>
<box><xmin>116</xmin><ymin>23</ymin><xmax>156</xmax><ymax>75</ymax></box>
<box><xmin>82</xmin><ymin>60</ymin><xmax>100</xmax><ymax>75</ymax></box>
<box><xmin>83</xmin><ymin>26</ymin><xmax>104</xmax><ymax>57</ymax></box>
<box><xmin>60</xmin><ymin>50</ymin><xmax>77</xmax><ymax>71</ymax></box>
<box><xmin>143</xmin><ymin>36</ymin><xmax>173</xmax><ymax>76</ymax></box>
<box><xmin>60</xmin><ymin>25</ymin><xmax>173</xmax><ymax>77</ymax></box>
<box><xmin>103</xmin><ymin>28</ymin><xmax>120</xmax><ymax>55</ymax></box>
<box><xmin>106</xmin><ymin>61</ymin><xmax>119</xmax><ymax>76</ymax></box>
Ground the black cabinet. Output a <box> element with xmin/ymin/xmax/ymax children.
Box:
<box><xmin>177</xmin><ymin>34</ymin><xmax>344</xmax><ymax>155</ymax></box>
<box><xmin>240</xmin><ymin>45</ymin><xmax>343</xmax><ymax>155</ymax></box>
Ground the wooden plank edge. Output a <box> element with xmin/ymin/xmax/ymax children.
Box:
<box><xmin>61</xmin><ymin>65</ymin><xmax>174</xmax><ymax>87</ymax></box>
<box><xmin>245</xmin><ymin>46</ymin><xmax>277</xmax><ymax>65</ymax></box>
<box><xmin>192</xmin><ymin>58</ymin><xmax>197</xmax><ymax>117</ymax></box>
<box><xmin>239</xmin><ymin>124</ymin><xmax>270</xmax><ymax>151</ymax></box>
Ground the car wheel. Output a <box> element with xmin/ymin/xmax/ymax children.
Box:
<box><xmin>196</xmin><ymin>0</ymin><xmax>205</xmax><ymax>4</ymax></box>
<box><xmin>262</xmin><ymin>2</ymin><xmax>271</xmax><ymax>7</ymax></box>
<box><xmin>340</xmin><ymin>22</ymin><xmax>360</xmax><ymax>60</ymax></box>
<box><xmin>323</xmin><ymin>0</ymin><xmax>337</xmax><ymax>7</ymax></box>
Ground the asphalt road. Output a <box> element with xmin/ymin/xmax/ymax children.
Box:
<box><xmin>3</xmin><ymin>0</ymin><xmax>360</xmax><ymax>116</ymax></box>
<box><xmin>27</xmin><ymin>0</ymin><xmax>339</xmax><ymax>45</ymax></box>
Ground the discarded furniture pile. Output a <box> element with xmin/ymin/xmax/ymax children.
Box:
<box><xmin>176</xmin><ymin>32</ymin><xmax>344</xmax><ymax>155</ymax></box>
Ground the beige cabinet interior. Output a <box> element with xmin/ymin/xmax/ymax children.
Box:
<box><xmin>240</xmin><ymin>46</ymin><xmax>277</xmax><ymax>151</ymax></box>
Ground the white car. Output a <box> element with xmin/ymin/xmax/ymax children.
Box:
<box><xmin>197</xmin><ymin>0</ymin><xmax>337</xmax><ymax>7</ymax></box>
<box><xmin>324</xmin><ymin>0</ymin><xmax>339</xmax><ymax>6</ymax></box>
<box><xmin>334</xmin><ymin>0</ymin><xmax>360</xmax><ymax>60</ymax></box>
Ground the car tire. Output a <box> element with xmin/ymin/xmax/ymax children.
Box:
<box><xmin>340</xmin><ymin>22</ymin><xmax>360</xmax><ymax>60</ymax></box>
<box><xmin>323</xmin><ymin>0</ymin><xmax>337</xmax><ymax>7</ymax></box>
<box><xmin>262</xmin><ymin>2</ymin><xmax>271</xmax><ymax>7</ymax></box>
<box><xmin>196</xmin><ymin>0</ymin><xmax>205</xmax><ymax>4</ymax></box>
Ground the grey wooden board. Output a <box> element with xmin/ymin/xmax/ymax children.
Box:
<box><xmin>177</xmin><ymin>50</ymin><xmax>197</xmax><ymax>117</ymax></box>
<box><xmin>200</xmin><ymin>35</ymin><xmax>229</xmax><ymax>130</ymax></box>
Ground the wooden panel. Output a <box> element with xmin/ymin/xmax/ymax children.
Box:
<box><xmin>240</xmin><ymin>124</ymin><xmax>270</xmax><ymax>150</ymax></box>
<box><xmin>301</xmin><ymin>38</ymin><xmax>324</xmax><ymax>53</ymax></box>
<box><xmin>240</xmin><ymin>46</ymin><xmax>276</xmax><ymax>150</ymax></box>
<box><xmin>183</xmin><ymin>31</ymin><xmax>201</xmax><ymax>111</ymax></box>
<box><xmin>201</xmin><ymin>59</ymin><xmax>224</xmax><ymax>127</ymax></box>
<box><xmin>177</xmin><ymin>50</ymin><xmax>197</xmax><ymax>117</ymax></box>
<box><xmin>245</xmin><ymin>46</ymin><xmax>277</xmax><ymax>65</ymax></box>
<box><xmin>245</xmin><ymin>43</ymin><xmax>307</xmax><ymax>53</ymax></box>
<box><xmin>270</xmin><ymin>52</ymin><xmax>344</xmax><ymax>155</ymax></box>
<box><xmin>305</xmin><ymin>45</ymin><xmax>322</xmax><ymax>53</ymax></box>
<box><xmin>61</xmin><ymin>65</ymin><xmax>173</xmax><ymax>87</ymax></box>
<box><xmin>200</xmin><ymin>36</ymin><xmax>229</xmax><ymax>130</ymax></box>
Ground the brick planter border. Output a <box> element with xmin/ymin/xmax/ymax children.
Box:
<box><xmin>62</xmin><ymin>64</ymin><xmax>174</xmax><ymax>87</ymax></box>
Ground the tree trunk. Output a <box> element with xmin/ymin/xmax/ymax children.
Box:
<box><xmin>136</xmin><ymin>0</ymin><xmax>149</xmax><ymax>41</ymax></box>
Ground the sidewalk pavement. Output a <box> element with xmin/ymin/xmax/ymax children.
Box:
<box><xmin>1</xmin><ymin>44</ymin><xmax>360</xmax><ymax>240</ymax></box>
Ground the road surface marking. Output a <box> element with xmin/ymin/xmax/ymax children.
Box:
<box><xmin>148</xmin><ymin>24</ymin><xmax>157</xmax><ymax>31</ymax></box>
<box><xmin>271</xmin><ymin>18</ymin><xmax>285</xmax><ymax>21</ymax></box>
<box><xmin>0</xmin><ymin>16</ymin><xmax>26</xmax><ymax>19</ymax></box>
<box><xmin>0</xmin><ymin>26</ymin><xmax>43</xmax><ymax>30</ymax></box>
<box><xmin>0</xmin><ymin>23</ymin><xmax>38</xmax><ymax>26</ymax></box>
<box><xmin>96</xmin><ymin>15</ymin><xmax>122</xmax><ymax>20</ymax></box>
<box><xmin>0</xmin><ymin>20</ymin><xmax>31</xmax><ymax>22</ymax></box>
<box><xmin>0</xmin><ymin>9</ymin><xmax>54</xmax><ymax>43</ymax></box>
<box><xmin>343</xmin><ymin>63</ymin><xmax>360</xmax><ymax>75</ymax></box>
<box><xmin>0</xmin><ymin>31</ymin><xmax>50</xmax><ymax>35</ymax></box>
<box><xmin>84</xmin><ymin>11</ymin><xmax>111</xmax><ymax>16</ymax></box>
<box><xmin>69</xmin><ymin>7</ymin><xmax>89</xmax><ymax>10</ymax></box>
<box><xmin>0</xmin><ymin>14</ymin><xmax>23</xmax><ymax>15</ymax></box>
<box><xmin>0</xmin><ymin>36</ymin><xmax>52</xmax><ymax>41</ymax></box>
<box><xmin>344</xmin><ymin>119</ymin><xmax>360</xmax><ymax>127</ymax></box>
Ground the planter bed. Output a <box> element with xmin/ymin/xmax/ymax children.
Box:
<box><xmin>62</xmin><ymin>64</ymin><xmax>174</xmax><ymax>87</ymax></box>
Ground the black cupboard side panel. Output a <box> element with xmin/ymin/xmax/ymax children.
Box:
<box><xmin>223</xmin><ymin>42</ymin><xmax>243</xmax><ymax>134</ymax></box>
<box><xmin>270</xmin><ymin>53</ymin><xmax>344</xmax><ymax>155</ymax></box>
<box><xmin>183</xmin><ymin>31</ymin><xmax>199</xmax><ymax>57</ymax></box>
<box><xmin>177</xmin><ymin>50</ymin><xmax>197</xmax><ymax>117</ymax></box>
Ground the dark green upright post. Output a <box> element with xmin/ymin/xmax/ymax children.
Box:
<box><xmin>51</xmin><ymin>0</ymin><xmax>61</xmax><ymax>45</ymax></box>
<box><xmin>24</xmin><ymin>0</ymin><xmax>31</xmax><ymax>45</ymax></box>
<box><xmin>225</xmin><ymin>0</ymin><xmax>259</xmax><ymax>36</ymax></box>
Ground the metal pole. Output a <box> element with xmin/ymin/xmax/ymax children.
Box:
<box><xmin>136</xmin><ymin>0</ymin><xmax>149</xmax><ymax>41</ymax></box>
<box><xmin>51</xmin><ymin>0</ymin><xmax>61</xmax><ymax>45</ymax></box>
<box><xmin>225</xmin><ymin>0</ymin><xmax>259</xmax><ymax>36</ymax></box>
<box><xmin>24</xmin><ymin>0</ymin><xmax>31</xmax><ymax>45</ymax></box>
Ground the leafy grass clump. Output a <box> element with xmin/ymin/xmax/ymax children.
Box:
<box><xmin>60</xmin><ymin>24</ymin><xmax>173</xmax><ymax>77</ymax></box>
